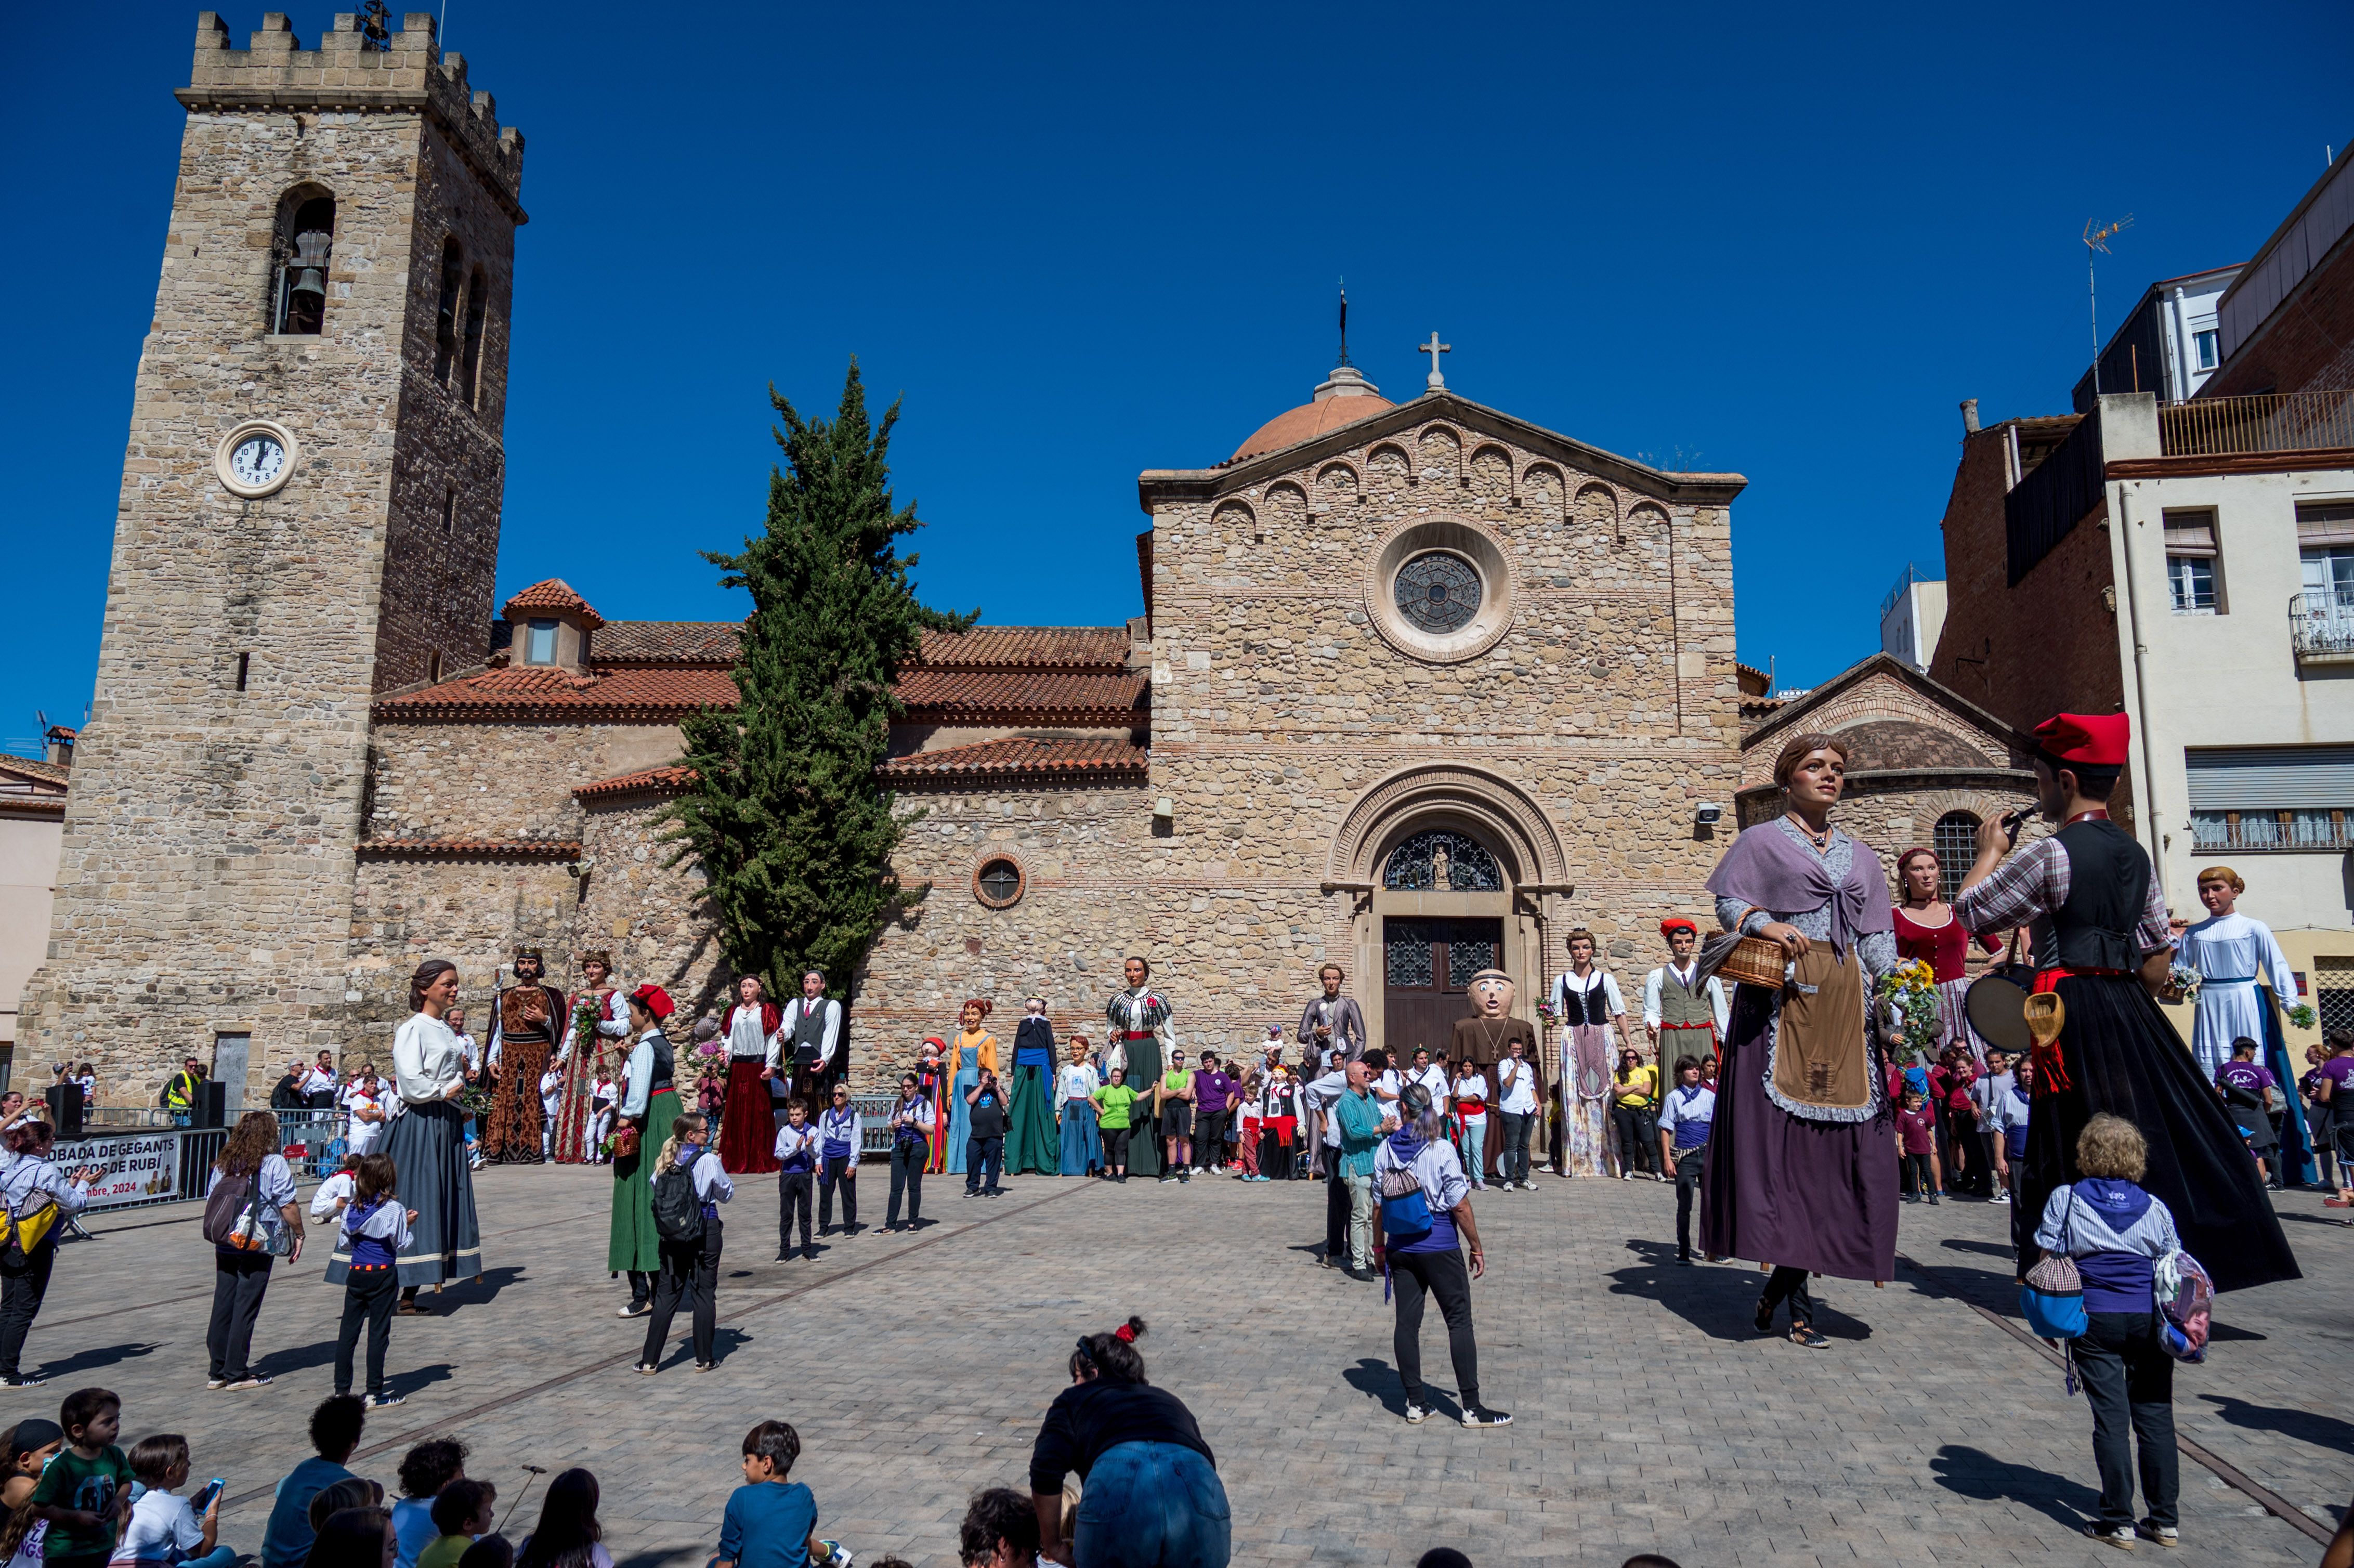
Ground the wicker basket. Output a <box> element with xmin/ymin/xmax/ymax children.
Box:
<box><xmin>1718</xmin><ymin>935</ymin><xmax>1790</xmax><ymax>990</ymax></box>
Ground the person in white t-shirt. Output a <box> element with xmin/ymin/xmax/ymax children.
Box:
<box><xmin>590</xmin><ymin>1076</ymin><xmax>618</xmax><ymax>1163</ymax></box>
<box><xmin>538</xmin><ymin>1066</ymin><xmax>564</xmax><ymax>1161</ymax></box>
<box><xmin>114</xmin><ymin>1434</ymin><xmax>232</xmax><ymax>1568</ymax></box>
<box><xmin>1451</xmin><ymin>1067</ymin><xmax>1492</xmax><ymax>1190</ymax></box>
<box><xmin>1493</xmin><ymin>1040</ymin><xmax>1541</xmax><ymax>1190</ymax></box>
<box><xmin>310</xmin><ymin>1156</ymin><xmax>359</xmax><ymax>1221</ymax></box>
<box><xmin>342</xmin><ymin>1074</ymin><xmax>386</xmax><ymax>1157</ymax></box>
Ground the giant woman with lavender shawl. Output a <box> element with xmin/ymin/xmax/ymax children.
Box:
<box><xmin>1698</xmin><ymin>733</ymin><xmax>1899</xmax><ymax>1350</ymax></box>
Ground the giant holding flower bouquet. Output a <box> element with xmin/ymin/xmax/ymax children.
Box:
<box><xmin>1876</xmin><ymin>957</ymin><xmax>1942</xmax><ymax>1061</ymax></box>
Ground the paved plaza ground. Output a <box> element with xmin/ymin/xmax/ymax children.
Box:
<box><xmin>13</xmin><ymin>1162</ymin><xmax>2348</xmax><ymax>1566</ymax></box>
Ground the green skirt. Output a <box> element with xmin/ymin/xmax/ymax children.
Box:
<box><xmin>1006</xmin><ymin>1062</ymin><xmax>1061</xmax><ymax>1175</ymax></box>
<box><xmin>609</xmin><ymin>1086</ymin><xmax>681</xmax><ymax>1274</ymax></box>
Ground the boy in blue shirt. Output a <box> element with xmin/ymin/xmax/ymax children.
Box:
<box><xmin>713</xmin><ymin>1421</ymin><xmax>821</xmax><ymax>1568</ymax></box>
<box><xmin>259</xmin><ymin>1396</ymin><xmax>365</xmax><ymax>1568</ymax></box>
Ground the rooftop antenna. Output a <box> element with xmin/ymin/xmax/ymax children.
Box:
<box><xmin>1336</xmin><ymin>279</ymin><xmax>1351</xmax><ymax>367</ymax></box>
<box><xmin>2084</xmin><ymin>214</ymin><xmax>2133</xmax><ymax>396</ymax></box>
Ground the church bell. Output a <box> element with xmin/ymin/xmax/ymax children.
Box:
<box><xmin>289</xmin><ymin>229</ymin><xmax>332</xmax><ymax>300</ymax></box>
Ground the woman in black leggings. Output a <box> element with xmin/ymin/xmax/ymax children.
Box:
<box><xmin>1371</xmin><ymin>1084</ymin><xmax>1510</xmax><ymax>1428</ymax></box>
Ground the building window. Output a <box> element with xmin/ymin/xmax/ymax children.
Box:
<box><xmin>1382</xmin><ymin>829</ymin><xmax>1502</xmax><ymax>891</ymax></box>
<box><xmin>270</xmin><ymin>190</ymin><xmax>335</xmax><ymax>334</ymax></box>
<box><xmin>459</xmin><ymin>266</ymin><xmax>489</xmax><ymax>406</ymax></box>
<box><xmin>2187</xmin><ymin>745</ymin><xmax>2354</xmax><ymax>852</ymax></box>
<box><xmin>434</xmin><ymin>239</ymin><xmax>464</xmax><ymax>385</ymax></box>
<box><xmin>1931</xmin><ymin>812</ymin><xmax>1979</xmax><ymax>903</ymax></box>
<box><xmin>2319</xmin><ymin>958</ymin><xmax>2354</xmax><ymax>1035</ymax></box>
<box><xmin>523</xmin><ymin>619</ymin><xmax>558</xmax><ymax>665</ymax></box>
<box><xmin>441</xmin><ymin>489</ymin><xmax>456</xmax><ymax>535</ymax></box>
<box><xmin>974</xmin><ymin>857</ymin><xmax>1024</xmax><ymax>909</ymax></box>
<box><xmin>234</xmin><ymin>652</ymin><xmax>251</xmax><ymax>692</ymax></box>
<box><xmin>1393</xmin><ymin>552</ymin><xmax>1481</xmax><ymax>634</ymax></box>
<box><xmin>2194</xmin><ymin>329</ymin><xmax>2218</xmax><ymax>371</ymax></box>
<box><xmin>429</xmin><ymin>650</ymin><xmax>444</xmax><ymax>683</ymax></box>
<box><xmin>2163</xmin><ymin>509</ymin><xmax>2222</xmax><ymax>614</ymax></box>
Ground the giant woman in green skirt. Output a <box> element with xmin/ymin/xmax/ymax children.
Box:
<box><xmin>610</xmin><ymin>983</ymin><xmax>683</xmax><ymax>1317</ymax></box>
<box><xmin>1006</xmin><ymin>997</ymin><xmax>1063</xmax><ymax>1175</ymax></box>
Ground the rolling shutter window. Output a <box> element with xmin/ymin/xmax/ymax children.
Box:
<box><xmin>2163</xmin><ymin>512</ymin><xmax>2218</xmax><ymax>558</ymax></box>
<box><xmin>2297</xmin><ymin>502</ymin><xmax>2354</xmax><ymax>546</ymax></box>
<box><xmin>2185</xmin><ymin>747</ymin><xmax>2354</xmax><ymax>809</ymax></box>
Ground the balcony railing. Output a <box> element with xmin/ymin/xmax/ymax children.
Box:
<box><xmin>2161</xmin><ymin>390</ymin><xmax>2354</xmax><ymax>458</ymax></box>
<box><xmin>2293</xmin><ymin>590</ymin><xmax>2354</xmax><ymax>665</ymax></box>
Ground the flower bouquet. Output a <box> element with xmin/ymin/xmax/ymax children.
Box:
<box><xmin>1876</xmin><ymin>957</ymin><xmax>1942</xmax><ymax>1055</ymax></box>
<box><xmin>2285</xmin><ymin>1001</ymin><xmax>2318</xmax><ymax>1031</ymax></box>
<box><xmin>1535</xmin><ymin>1001</ymin><xmax>1559</xmax><ymax>1027</ymax></box>
<box><xmin>2163</xmin><ymin>963</ymin><xmax>2203</xmax><ymax>1004</ymax></box>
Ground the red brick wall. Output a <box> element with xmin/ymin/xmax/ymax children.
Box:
<box><xmin>2204</xmin><ymin>231</ymin><xmax>2354</xmax><ymax>398</ymax></box>
<box><xmin>1929</xmin><ymin>425</ymin><xmax>2126</xmax><ymax>736</ymax></box>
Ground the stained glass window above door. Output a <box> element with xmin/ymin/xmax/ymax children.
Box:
<box><xmin>1382</xmin><ymin>829</ymin><xmax>1502</xmax><ymax>891</ymax></box>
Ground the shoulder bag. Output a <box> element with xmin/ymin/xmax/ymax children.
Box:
<box><xmin>2019</xmin><ymin>1185</ymin><xmax>2087</xmax><ymax>1340</ymax></box>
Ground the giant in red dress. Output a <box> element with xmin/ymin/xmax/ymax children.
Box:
<box><xmin>718</xmin><ymin>999</ymin><xmax>783</xmax><ymax>1173</ymax></box>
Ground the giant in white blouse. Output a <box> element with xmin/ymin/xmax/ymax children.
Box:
<box><xmin>391</xmin><ymin>1012</ymin><xmax>468</xmax><ymax>1106</ymax></box>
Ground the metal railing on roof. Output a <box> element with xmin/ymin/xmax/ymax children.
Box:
<box><xmin>2161</xmin><ymin>390</ymin><xmax>2354</xmax><ymax>458</ymax></box>
<box><xmin>2293</xmin><ymin>590</ymin><xmax>2354</xmax><ymax>665</ymax></box>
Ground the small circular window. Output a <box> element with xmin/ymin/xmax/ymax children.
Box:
<box><xmin>1394</xmin><ymin>551</ymin><xmax>1480</xmax><ymax>634</ymax></box>
<box><xmin>974</xmin><ymin>857</ymin><xmax>1024</xmax><ymax>909</ymax></box>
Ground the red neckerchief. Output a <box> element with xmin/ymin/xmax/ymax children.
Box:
<box><xmin>2062</xmin><ymin>808</ymin><xmax>2110</xmax><ymax>826</ymax></box>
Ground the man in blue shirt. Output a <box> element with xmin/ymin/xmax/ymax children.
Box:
<box><xmin>260</xmin><ymin>1396</ymin><xmax>364</xmax><ymax>1568</ymax></box>
<box><xmin>1655</xmin><ymin>1059</ymin><xmax>1717</xmax><ymax>1264</ymax></box>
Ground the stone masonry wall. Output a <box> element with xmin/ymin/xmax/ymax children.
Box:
<box><xmin>364</xmin><ymin>722</ymin><xmax>683</xmax><ymax>842</ymax></box>
<box><xmin>21</xmin><ymin>14</ymin><xmax>522</xmax><ymax>1106</ymax></box>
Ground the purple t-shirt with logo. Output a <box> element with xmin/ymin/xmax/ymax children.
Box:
<box><xmin>2216</xmin><ymin>1061</ymin><xmax>2278</xmax><ymax>1096</ymax></box>
<box><xmin>2320</xmin><ymin>1057</ymin><xmax>2354</xmax><ymax>1121</ymax></box>
<box><xmin>1194</xmin><ymin>1069</ymin><xmax>1236</xmax><ymax>1115</ymax></box>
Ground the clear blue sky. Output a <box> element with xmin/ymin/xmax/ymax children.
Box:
<box><xmin>6</xmin><ymin>2</ymin><xmax>2349</xmax><ymax>753</ymax></box>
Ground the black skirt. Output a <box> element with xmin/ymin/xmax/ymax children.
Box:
<box><xmin>2017</xmin><ymin>974</ymin><xmax>2298</xmax><ymax>1295</ymax></box>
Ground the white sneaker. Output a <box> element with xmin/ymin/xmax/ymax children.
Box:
<box><xmin>1403</xmin><ymin>1401</ymin><xmax>1431</xmax><ymax>1424</ymax></box>
<box><xmin>1992</xmin><ymin>1192</ymin><xmax>2011</xmax><ymax>1205</ymax></box>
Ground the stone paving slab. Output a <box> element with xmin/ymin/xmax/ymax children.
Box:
<box><xmin>7</xmin><ymin>1165</ymin><xmax>2343</xmax><ymax>1566</ymax></box>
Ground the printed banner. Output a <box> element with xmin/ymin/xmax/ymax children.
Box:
<box><xmin>49</xmin><ymin>1131</ymin><xmax>179</xmax><ymax>1209</ymax></box>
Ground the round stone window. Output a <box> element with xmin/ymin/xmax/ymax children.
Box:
<box><xmin>974</xmin><ymin>857</ymin><xmax>1024</xmax><ymax>909</ymax></box>
<box><xmin>1394</xmin><ymin>552</ymin><xmax>1480</xmax><ymax>634</ymax></box>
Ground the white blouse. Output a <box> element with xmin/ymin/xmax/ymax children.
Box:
<box><xmin>391</xmin><ymin>1012</ymin><xmax>467</xmax><ymax>1105</ymax></box>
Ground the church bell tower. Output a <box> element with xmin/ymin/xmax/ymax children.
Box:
<box><xmin>18</xmin><ymin>10</ymin><xmax>525</xmax><ymax>1104</ymax></box>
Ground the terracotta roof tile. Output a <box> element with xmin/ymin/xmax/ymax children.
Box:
<box><xmin>356</xmin><ymin>838</ymin><xmax>584</xmax><ymax>861</ymax></box>
<box><xmin>502</xmin><ymin>579</ymin><xmax>606</xmax><ymax>630</ymax></box>
<box><xmin>374</xmin><ymin>666</ymin><xmax>739</xmax><ymax>722</ymax></box>
<box><xmin>913</xmin><ymin>626</ymin><xmax>1131</xmax><ymax>670</ymax></box>
<box><xmin>0</xmin><ymin>754</ymin><xmax>71</xmax><ymax>789</ymax></box>
<box><xmin>591</xmin><ymin>621</ymin><xmax>741</xmax><ymax>665</ymax></box>
<box><xmin>895</xmin><ymin>669</ymin><xmax>1147</xmax><ymax>721</ymax></box>
<box><xmin>573</xmin><ymin>764</ymin><xmax>698</xmax><ymax>802</ymax></box>
<box><xmin>879</xmin><ymin>737</ymin><xmax>1149</xmax><ymax>786</ymax></box>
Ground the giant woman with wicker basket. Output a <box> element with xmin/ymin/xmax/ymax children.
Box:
<box><xmin>1696</xmin><ymin>733</ymin><xmax>1900</xmax><ymax>1349</ymax></box>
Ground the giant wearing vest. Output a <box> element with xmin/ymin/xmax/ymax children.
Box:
<box><xmin>1953</xmin><ymin>711</ymin><xmax>2298</xmax><ymax>1296</ymax></box>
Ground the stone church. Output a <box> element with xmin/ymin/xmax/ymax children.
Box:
<box><xmin>25</xmin><ymin>13</ymin><xmax>1762</xmax><ymax>1104</ymax></box>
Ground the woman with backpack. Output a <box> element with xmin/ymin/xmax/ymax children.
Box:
<box><xmin>2031</xmin><ymin>1113</ymin><xmax>2185</xmax><ymax>1551</ymax></box>
<box><xmin>204</xmin><ymin>1109</ymin><xmax>306</xmax><ymax>1391</ymax></box>
<box><xmin>634</xmin><ymin>1111</ymin><xmax>731</xmax><ymax>1375</ymax></box>
<box><xmin>1370</xmin><ymin>1083</ymin><xmax>1508</xmax><ymax>1428</ymax></box>
<box><xmin>0</xmin><ymin>1120</ymin><xmax>101</xmax><ymax>1388</ymax></box>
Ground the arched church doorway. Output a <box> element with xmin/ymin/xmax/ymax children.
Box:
<box><xmin>1380</xmin><ymin>829</ymin><xmax>1505</xmax><ymax>1055</ymax></box>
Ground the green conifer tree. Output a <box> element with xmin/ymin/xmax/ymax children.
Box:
<box><xmin>661</xmin><ymin>360</ymin><xmax>973</xmax><ymax>994</ymax></box>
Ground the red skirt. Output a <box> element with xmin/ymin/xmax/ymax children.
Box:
<box><xmin>720</xmin><ymin>1059</ymin><xmax>780</xmax><ymax>1173</ymax></box>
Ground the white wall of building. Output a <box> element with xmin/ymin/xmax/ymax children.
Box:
<box><xmin>2103</xmin><ymin>397</ymin><xmax>2354</xmax><ymax>948</ymax></box>
<box><xmin>1879</xmin><ymin>579</ymin><xmax>1948</xmax><ymax>672</ymax></box>
<box><xmin>2157</xmin><ymin>272</ymin><xmax>2234</xmax><ymax>401</ymax></box>
<box><xmin>0</xmin><ymin>815</ymin><xmax>63</xmax><ymax>1052</ymax></box>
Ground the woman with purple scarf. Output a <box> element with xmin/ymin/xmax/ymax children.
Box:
<box><xmin>1697</xmin><ymin>732</ymin><xmax>1899</xmax><ymax>1349</ymax></box>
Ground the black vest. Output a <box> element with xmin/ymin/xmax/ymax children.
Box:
<box><xmin>1558</xmin><ymin>973</ymin><xmax>1613</xmax><ymax>1027</ymax></box>
<box><xmin>2051</xmin><ymin>819</ymin><xmax>2148</xmax><ymax>972</ymax></box>
<box><xmin>788</xmin><ymin>999</ymin><xmax>830</xmax><ymax>1064</ymax></box>
<box><xmin>646</xmin><ymin>1030</ymin><xmax>675</xmax><ymax>1096</ymax></box>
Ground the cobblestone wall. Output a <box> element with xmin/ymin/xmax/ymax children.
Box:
<box><xmin>365</xmin><ymin>723</ymin><xmax>683</xmax><ymax>842</ymax></box>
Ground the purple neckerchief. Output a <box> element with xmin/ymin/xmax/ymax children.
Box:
<box><xmin>1704</xmin><ymin>821</ymin><xmax>1892</xmax><ymax>961</ymax></box>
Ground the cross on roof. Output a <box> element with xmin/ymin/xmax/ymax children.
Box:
<box><xmin>1418</xmin><ymin>332</ymin><xmax>1451</xmax><ymax>390</ymax></box>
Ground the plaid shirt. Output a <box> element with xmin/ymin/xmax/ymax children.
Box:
<box><xmin>1953</xmin><ymin>832</ymin><xmax>2172</xmax><ymax>964</ymax></box>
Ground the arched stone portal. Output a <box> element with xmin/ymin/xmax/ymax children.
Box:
<box><xmin>1325</xmin><ymin>765</ymin><xmax>1570</xmax><ymax>1062</ymax></box>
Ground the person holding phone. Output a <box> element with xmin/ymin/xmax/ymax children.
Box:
<box><xmin>964</xmin><ymin>1069</ymin><xmax>1009</xmax><ymax>1197</ymax></box>
<box><xmin>118</xmin><ymin>1434</ymin><xmax>236</xmax><ymax>1568</ymax></box>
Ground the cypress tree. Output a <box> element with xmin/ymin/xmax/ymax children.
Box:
<box><xmin>661</xmin><ymin>360</ymin><xmax>973</xmax><ymax>994</ymax></box>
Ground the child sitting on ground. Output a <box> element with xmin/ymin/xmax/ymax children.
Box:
<box><xmin>712</xmin><ymin>1421</ymin><xmax>821</xmax><ymax>1568</ymax></box>
<box><xmin>0</xmin><ymin>1418</ymin><xmax>66</xmax><ymax>1568</ymax></box>
<box><xmin>110</xmin><ymin>1434</ymin><xmax>233</xmax><ymax>1568</ymax></box>
<box><xmin>31</xmin><ymin>1388</ymin><xmax>132</xmax><ymax>1568</ymax></box>
<box><xmin>258</xmin><ymin>1396</ymin><xmax>364</xmax><ymax>1568</ymax></box>
<box><xmin>309</xmin><ymin>1155</ymin><xmax>361</xmax><ymax>1222</ymax></box>
<box><xmin>389</xmin><ymin>1441</ymin><xmax>467</xmax><ymax>1568</ymax></box>
<box><xmin>416</xmin><ymin>1480</ymin><xmax>495</xmax><ymax>1568</ymax></box>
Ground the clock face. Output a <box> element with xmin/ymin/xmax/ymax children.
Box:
<box><xmin>230</xmin><ymin>433</ymin><xmax>286</xmax><ymax>487</ymax></box>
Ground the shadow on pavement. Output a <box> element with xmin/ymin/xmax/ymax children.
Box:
<box><xmin>37</xmin><ymin>1340</ymin><xmax>162</xmax><ymax>1378</ymax></box>
<box><xmin>1930</xmin><ymin>1443</ymin><xmax>2097</xmax><ymax>1528</ymax></box>
<box><xmin>1607</xmin><ymin>1239</ymin><xmax>1872</xmax><ymax>1343</ymax></box>
<box><xmin>1341</xmin><ymin>1356</ymin><xmax>1414</xmax><ymax>1418</ymax></box>
<box><xmin>2196</xmin><ymin>1393</ymin><xmax>2354</xmax><ymax>1455</ymax></box>
<box><xmin>436</xmin><ymin>1265</ymin><xmax>528</xmax><ymax>1309</ymax></box>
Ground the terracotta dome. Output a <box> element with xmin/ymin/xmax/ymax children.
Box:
<box><xmin>1232</xmin><ymin>365</ymin><xmax>1393</xmax><ymax>461</ymax></box>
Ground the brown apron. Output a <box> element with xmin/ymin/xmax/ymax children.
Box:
<box><xmin>1770</xmin><ymin>944</ymin><xmax>1872</xmax><ymax>1115</ymax></box>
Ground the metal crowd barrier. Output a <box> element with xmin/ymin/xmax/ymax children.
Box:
<box><xmin>51</xmin><ymin>1108</ymin><xmax>349</xmax><ymax>1216</ymax></box>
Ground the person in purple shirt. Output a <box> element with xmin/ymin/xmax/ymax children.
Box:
<box><xmin>1191</xmin><ymin>1054</ymin><xmax>1238</xmax><ymax>1175</ymax></box>
<box><xmin>2215</xmin><ymin>1036</ymin><xmax>2281</xmax><ymax>1187</ymax></box>
<box><xmin>2318</xmin><ymin>1029</ymin><xmax>2354</xmax><ymax>1211</ymax></box>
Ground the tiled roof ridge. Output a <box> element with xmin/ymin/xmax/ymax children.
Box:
<box><xmin>0</xmin><ymin>754</ymin><xmax>71</xmax><ymax>788</ymax></box>
<box><xmin>573</xmin><ymin>764</ymin><xmax>698</xmax><ymax>802</ymax></box>
<box><xmin>503</xmin><ymin>578</ymin><xmax>606</xmax><ymax>630</ymax></box>
<box><xmin>356</xmin><ymin>838</ymin><xmax>584</xmax><ymax>861</ymax></box>
<box><xmin>878</xmin><ymin>736</ymin><xmax>1149</xmax><ymax>786</ymax></box>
